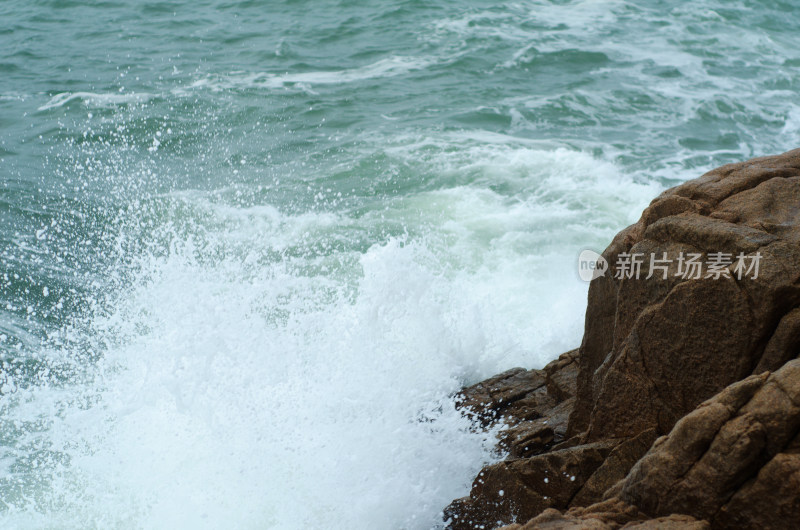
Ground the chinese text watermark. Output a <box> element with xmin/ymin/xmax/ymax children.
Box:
<box><xmin>578</xmin><ymin>250</ymin><xmax>762</xmax><ymax>282</ymax></box>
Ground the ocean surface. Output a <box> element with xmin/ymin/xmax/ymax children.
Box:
<box><xmin>1</xmin><ymin>1</ymin><xmax>799</xmax><ymax>528</ymax></box>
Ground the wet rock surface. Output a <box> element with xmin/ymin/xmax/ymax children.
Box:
<box><xmin>444</xmin><ymin>150</ymin><xmax>800</xmax><ymax>529</ymax></box>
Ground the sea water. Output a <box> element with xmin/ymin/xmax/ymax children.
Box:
<box><xmin>1</xmin><ymin>1</ymin><xmax>799</xmax><ymax>528</ymax></box>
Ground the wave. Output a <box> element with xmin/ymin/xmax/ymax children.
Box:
<box><xmin>0</xmin><ymin>130</ymin><xmax>662</xmax><ymax>528</ymax></box>
<box><xmin>187</xmin><ymin>56</ymin><xmax>436</xmax><ymax>92</ymax></box>
<box><xmin>38</xmin><ymin>91</ymin><xmax>154</xmax><ymax>111</ymax></box>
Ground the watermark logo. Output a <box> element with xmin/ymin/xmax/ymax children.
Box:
<box><xmin>613</xmin><ymin>251</ymin><xmax>761</xmax><ymax>280</ymax></box>
<box><xmin>578</xmin><ymin>250</ymin><xmax>762</xmax><ymax>282</ymax></box>
<box><xmin>578</xmin><ymin>249</ymin><xmax>608</xmax><ymax>282</ymax></box>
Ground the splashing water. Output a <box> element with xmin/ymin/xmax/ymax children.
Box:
<box><xmin>2</xmin><ymin>0</ymin><xmax>800</xmax><ymax>528</ymax></box>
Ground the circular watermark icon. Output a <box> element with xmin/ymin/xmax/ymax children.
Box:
<box><xmin>578</xmin><ymin>249</ymin><xmax>608</xmax><ymax>282</ymax></box>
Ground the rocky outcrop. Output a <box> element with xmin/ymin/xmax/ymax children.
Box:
<box><xmin>572</xmin><ymin>149</ymin><xmax>800</xmax><ymax>443</ymax></box>
<box><xmin>444</xmin><ymin>149</ymin><xmax>800</xmax><ymax>529</ymax></box>
<box><xmin>446</xmin><ymin>350</ymin><xmax>582</xmax><ymax>529</ymax></box>
<box><xmin>619</xmin><ymin>360</ymin><xmax>800</xmax><ymax>527</ymax></box>
<box><xmin>500</xmin><ymin>499</ymin><xmax>709</xmax><ymax>529</ymax></box>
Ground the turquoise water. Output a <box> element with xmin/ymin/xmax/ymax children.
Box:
<box><xmin>1</xmin><ymin>1</ymin><xmax>799</xmax><ymax>528</ymax></box>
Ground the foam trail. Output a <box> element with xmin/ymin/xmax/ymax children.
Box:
<box><xmin>38</xmin><ymin>92</ymin><xmax>154</xmax><ymax>111</ymax></box>
<box><xmin>189</xmin><ymin>56</ymin><xmax>436</xmax><ymax>92</ymax></box>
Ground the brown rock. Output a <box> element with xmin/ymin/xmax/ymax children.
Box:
<box><xmin>617</xmin><ymin>372</ymin><xmax>770</xmax><ymax>516</ymax></box>
<box><xmin>498</xmin><ymin>498</ymin><xmax>709</xmax><ymax>529</ymax></box>
<box><xmin>456</xmin><ymin>349</ymin><xmax>578</xmax><ymax>433</ymax></box>
<box><xmin>445</xmin><ymin>151</ymin><xmax>800</xmax><ymax>529</ymax></box>
<box><xmin>445</xmin><ymin>441</ymin><xmax>618</xmax><ymax>530</ymax></box>
<box><xmin>456</xmin><ymin>367</ymin><xmax>549</xmax><ymax>427</ymax></box>
<box><xmin>620</xmin><ymin>515</ymin><xmax>709</xmax><ymax>529</ymax></box>
<box><xmin>753</xmin><ymin>307</ymin><xmax>800</xmax><ymax>373</ymax></box>
<box><xmin>715</xmin><ymin>451</ymin><xmax>800</xmax><ymax>529</ymax></box>
<box><xmin>570</xmin><ymin>429</ymin><xmax>658</xmax><ymax>508</ymax></box>
<box><xmin>445</xmin><ymin>349</ymin><xmax>582</xmax><ymax>528</ymax></box>
<box><xmin>501</xmin><ymin>421</ymin><xmax>555</xmax><ymax>459</ymax></box>
<box><xmin>619</xmin><ymin>359</ymin><xmax>800</xmax><ymax>525</ymax></box>
<box><xmin>569</xmin><ymin>149</ymin><xmax>800</xmax><ymax>441</ymax></box>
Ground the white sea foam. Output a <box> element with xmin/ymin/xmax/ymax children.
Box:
<box><xmin>431</xmin><ymin>0</ymin><xmax>626</xmax><ymax>43</ymax></box>
<box><xmin>0</xmin><ymin>93</ymin><xmax>27</xmax><ymax>102</ymax></box>
<box><xmin>38</xmin><ymin>92</ymin><xmax>154</xmax><ymax>111</ymax></box>
<box><xmin>188</xmin><ymin>56</ymin><xmax>436</xmax><ymax>92</ymax></box>
<box><xmin>780</xmin><ymin>106</ymin><xmax>800</xmax><ymax>138</ymax></box>
<box><xmin>0</xmin><ymin>136</ymin><xmax>660</xmax><ymax>529</ymax></box>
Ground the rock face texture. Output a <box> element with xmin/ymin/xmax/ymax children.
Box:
<box><xmin>445</xmin><ymin>149</ymin><xmax>800</xmax><ymax>529</ymax></box>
